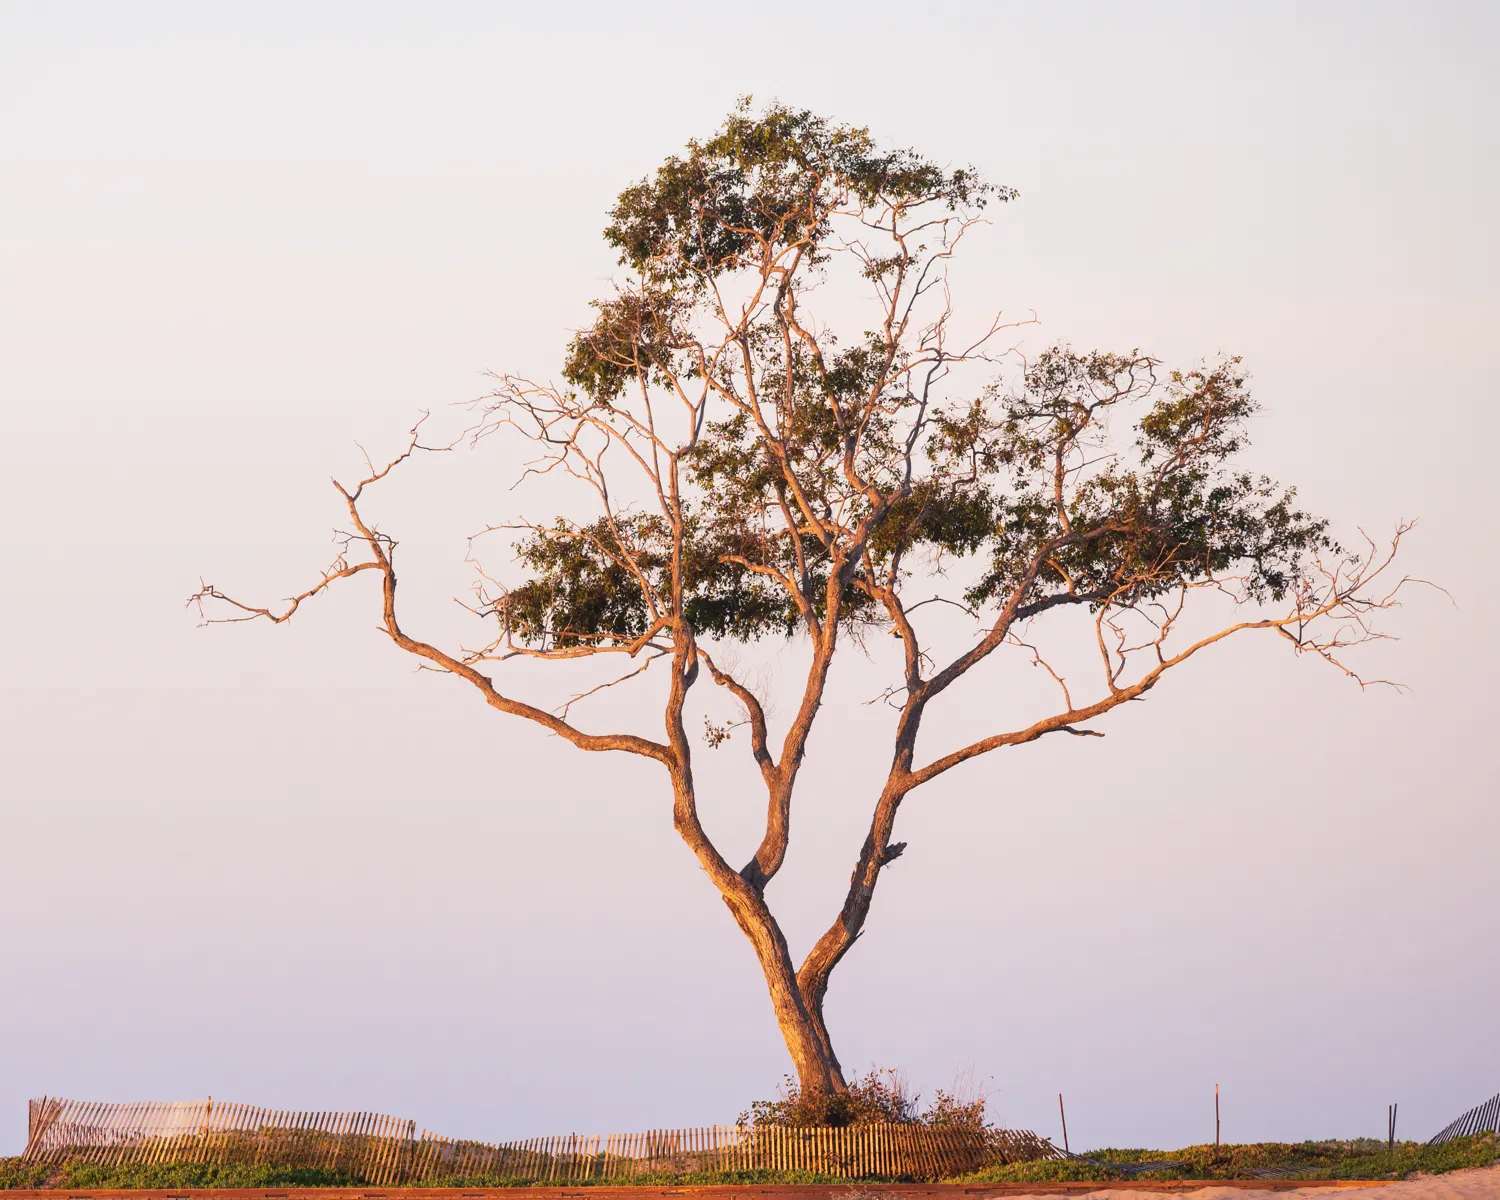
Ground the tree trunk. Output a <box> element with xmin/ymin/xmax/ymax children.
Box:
<box><xmin>719</xmin><ymin>889</ymin><xmax>848</xmax><ymax>1099</ymax></box>
<box><xmin>798</xmin><ymin>980</ymin><xmax>845</xmax><ymax>1092</ymax></box>
<box><xmin>665</xmin><ymin>745</ymin><xmax>849</xmax><ymax>1101</ymax></box>
<box><xmin>775</xmin><ymin>985</ymin><xmax>847</xmax><ymax>1098</ymax></box>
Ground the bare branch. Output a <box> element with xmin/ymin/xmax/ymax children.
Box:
<box><xmin>193</xmin><ymin>422</ymin><xmax>674</xmax><ymax>766</ymax></box>
<box><xmin>903</xmin><ymin>525</ymin><xmax>1418</xmax><ymax>790</ymax></box>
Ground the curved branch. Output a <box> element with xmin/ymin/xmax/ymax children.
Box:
<box><xmin>193</xmin><ymin>444</ymin><xmax>674</xmax><ymax>767</ymax></box>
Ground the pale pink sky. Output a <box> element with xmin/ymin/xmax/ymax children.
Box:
<box><xmin>1</xmin><ymin>0</ymin><xmax>1496</xmax><ymax>1157</ymax></box>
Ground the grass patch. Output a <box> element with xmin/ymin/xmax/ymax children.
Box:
<box><xmin>959</xmin><ymin>1135</ymin><xmax>1499</xmax><ymax>1183</ymax></box>
<box><xmin>0</xmin><ymin>1161</ymin><xmax>366</xmax><ymax>1189</ymax></box>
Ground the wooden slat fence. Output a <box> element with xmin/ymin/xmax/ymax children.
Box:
<box><xmin>1427</xmin><ymin>1092</ymin><xmax>1500</xmax><ymax>1144</ymax></box>
<box><xmin>24</xmin><ymin>1098</ymin><xmax>418</xmax><ymax>1185</ymax></box>
<box><xmin>23</xmin><ymin>1098</ymin><xmax>1059</xmax><ymax>1183</ymax></box>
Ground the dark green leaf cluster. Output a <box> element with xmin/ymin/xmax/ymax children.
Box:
<box><xmin>603</xmin><ymin>98</ymin><xmax>1001</xmax><ymax>287</ymax></box>
<box><xmin>561</xmin><ymin>288</ymin><xmax>691</xmax><ymax>401</ymax></box>
<box><xmin>507</xmin><ymin>514</ymin><xmax>799</xmax><ymax>647</ymax></box>
<box><xmin>968</xmin><ymin>352</ymin><xmax>1333</xmax><ymax>609</ymax></box>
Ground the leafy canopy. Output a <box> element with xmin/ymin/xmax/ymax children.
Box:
<box><xmin>491</xmin><ymin>101</ymin><xmax>1329</xmax><ymax>653</ymax></box>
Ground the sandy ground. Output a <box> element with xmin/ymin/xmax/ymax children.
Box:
<box><xmin>1057</xmin><ymin>1169</ymin><xmax>1500</xmax><ymax>1200</ymax></box>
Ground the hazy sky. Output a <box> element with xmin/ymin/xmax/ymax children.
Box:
<box><xmin>2</xmin><ymin>0</ymin><xmax>1497</xmax><ymax>1158</ymax></box>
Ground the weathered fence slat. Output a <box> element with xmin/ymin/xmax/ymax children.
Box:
<box><xmin>1429</xmin><ymin>1091</ymin><xmax>1500</xmax><ymax>1144</ymax></box>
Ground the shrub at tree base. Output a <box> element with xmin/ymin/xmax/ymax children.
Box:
<box><xmin>742</xmin><ymin>1067</ymin><xmax>986</xmax><ymax>1129</ymax></box>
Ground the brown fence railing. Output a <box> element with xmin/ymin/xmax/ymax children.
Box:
<box><xmin>23</xmin><ymin>1097</ymin><xmax>1060</xmax><ymax>1183</ymax></box>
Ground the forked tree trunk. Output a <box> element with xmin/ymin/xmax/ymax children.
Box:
<box><xmin>767</xmin><ymin>981</ymin><xmax>847</xmax><ymax>1099</ymax></box>
<box><xmin>666</xmin><ymin>741</ymin><xmax>850</xmax><ymax>1101</ymax></box>
<box><xmin>717</xmin><ymin>883</ymin><xmax>849</xmax><ymax>1099</ymax></box>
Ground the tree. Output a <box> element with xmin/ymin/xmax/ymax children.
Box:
<box><xmin>193</xmin><ymin>101</ymin><xmax>1414</xmax><ymax>1111</ymax></box>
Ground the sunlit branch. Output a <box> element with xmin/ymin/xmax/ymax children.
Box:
<box><xmin>191</xmin><ymin>428</ymin><xmax>673</xmax><ymax>767</ymax></box>
<box><xmin>904</xmin><ymin>525</ymin><xmax>1417</xmax><ymax>790</ymax></box>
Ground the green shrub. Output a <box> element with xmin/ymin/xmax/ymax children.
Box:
<box><xmin>742</xmin><ymin>1066</ymin><xmax>986</xmax><ymax>1130</ymax></box>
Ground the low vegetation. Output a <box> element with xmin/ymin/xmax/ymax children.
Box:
<box><xmin>2</xmin><ymin>1134</ymin><xmax>1494</xmax><ymax>1188</ymax></box>
<box><xmin>742</xmin><ymin>1067</ymin><xmax>987</xmax><ymax>1129</ymax></box>
<box><xmin>0</xmin><ymin>1161</ymin><xmax>366</xmax><ymax>1189</ymax></box>
<box><xmin>960</xmin><ymin>1134</ymin><xmax>1499</xmax><ymax>1183</ymax></box>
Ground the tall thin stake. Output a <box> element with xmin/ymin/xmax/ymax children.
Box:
<box><xmin>1058</xmin><ymin>1094</ymin><xmax>1070</xmax><ymax>1155</ymax></box>
<box><xmin>1215</xmin><ymin>1084</ymin><xmax>1221</xmax><ymax>1148</ymax></box>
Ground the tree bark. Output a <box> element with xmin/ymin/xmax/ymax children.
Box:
<box><xmin>663</xmin><ymin>767</ymin><xmax>848</xmax><ymax>1096</ymax></box>
<box><xmin>726</xmin><ymin>896</ymin><xmax>848</xmax><ymax>1097</ymax></box>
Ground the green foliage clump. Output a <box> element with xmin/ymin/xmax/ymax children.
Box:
<box><xmin>598</xmin><ymin>100</ymin><xmax>996</xmax><ymax>291</ymax></box>
<box><xmin>0</xmin><ymin>1161</ymin><xmax>50</xmax><ymax>1190</ymax></box>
